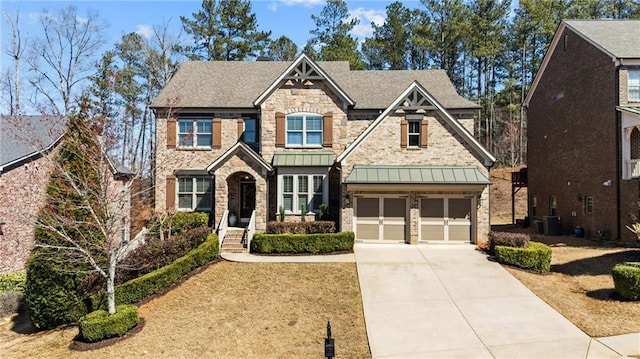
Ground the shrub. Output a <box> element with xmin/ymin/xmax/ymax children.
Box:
<box><xmin>78</xmin><ymin>304</ymin><xmax>138</xmax><ymax>342</ymax></box>
<box><xmin>170</xmin><ymin>212</ymin><xmax>209</xmax><ymax>236</ymax></box>
<box><xmin>488</xmin><ymin>231</ymin><xmax>530</xmax><ymax>254</ymax></box>
<box><xmin>266</xmin><ymin>221</ymin><xmax>336</xmax><ymax>234</ymax></box>
<box><xmin>117</xmin><ymin>226</ymin><xmax>212</xmax><ymax>283</ymax></box>
<box><xmin>0</xmin><ymin>271</ymin><xmax>26</xmax><ymax>293</ymax></box>
<box><xmin>494</xmin><ymin>241</ymin><xmax>552</xmax><ymax>273</ymax></box>
<box><xmin>612</xmin><ymin>262</ymin><xmax>640</xmax><ymax>301</ymax></box>
<box><xmin>0</xmin><ymin>291</ymin><xmax>23</xmax><ymax>318</ymax></box>
<box><xmin>250</xmin><ymin>232</ymin><xmax>354</xmax><ymax>254</ymax></box>
<box><xmin>90</xmin><ymin>233</ymin><xmax>219</xmax><ymax>310</ymax></box>
<box><xmin>24</xmin><ymin>252</ymin><xmax>89</xmax><ymax>329</ymax></box>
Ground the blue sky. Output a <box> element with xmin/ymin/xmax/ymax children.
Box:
<box><xmin>1</xmin><ymin>0</ymin><xmax>424</xmax><ymax>54</ymax></box>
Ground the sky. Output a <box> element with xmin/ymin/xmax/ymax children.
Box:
<box><xmin>1</xmin><ymin>0</ymin><xmax>425</xmax><ymax>56</ymax></box>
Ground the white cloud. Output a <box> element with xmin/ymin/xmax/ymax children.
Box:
<box><xmin>348</xmin><ymin>8</ymin><xmax>385</xmax><ymax>39</ymax></box>
<box><xmin>268</xmin><ymin>2</ymin><xmax>279</xmax><ymax>11</ymax></box>
<box><xmin>136</xmin><ymin>24</ymin><xmax>153</xmax><ymax>40</ymax></box>
<box><xmin>279</xmin><ymin>0</ymin><xmax>323</xmax><ymax>8</ymax></box>
<box><xmin>76</xmin><ymin>16</ymin><xmax>88</xmax><ymax>24</ymax></box>
<box><xmin>27</xmin><ymin>11</ymin><xmax>51</xmax><ymax>21</ymax></box>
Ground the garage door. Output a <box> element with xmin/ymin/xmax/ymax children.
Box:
<box><xmin>355</xmin><ymin>197</ymin><xmax>406</xmax><ymax>241</ymax></box>
<box><xmin>420</xmin><ymin>198</ymin><xmax>471</xmax><ymax>242</ymax></box>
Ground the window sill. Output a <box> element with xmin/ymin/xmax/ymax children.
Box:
<box><xmin>176</xmin><ymin>147</ymin><xmax>216</xmax><ymax>151</ymax></box>
<box><xmin>406</xmin><ymin>146</ymin><xmax>422</xmax><ymax>151</ymax></box>
<box><xmin>285</xmin><ymin>145</ymin><xmax>324</xmax><ymax>149</ymax></box>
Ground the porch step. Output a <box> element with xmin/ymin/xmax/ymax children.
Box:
<box><xmin>221</xmin><ymin>228</ymin><xmax>247</xmax><ymax>253</ymax></box>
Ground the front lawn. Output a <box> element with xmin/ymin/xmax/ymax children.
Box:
<box><xmin>0</xmin><ymin>262</ymin><xmax>370</xmax><ymax>359</ymax></box>
<box><xmin>503</xmin><ymin>234</ymin><xmax>640</xmax><ymax>337</ymax></box>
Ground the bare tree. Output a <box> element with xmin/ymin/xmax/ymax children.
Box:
<box><xmin>3</xmin><ymin>8</ymin><xmax>27</xmax><ymax>115</ymax></box>
<box><xmin>26</xmin><ymin>6</ymin><xmax>107</xmax><ymax>114</ymax></box>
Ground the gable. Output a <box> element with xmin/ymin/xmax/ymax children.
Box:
<box><xmin>337</xmin><ymin>81</ymin><xmax>494</xmax><ymax>166</ymax></box>
<box><xmin>254</xmin><ymin>53</ymin><xmax>354</xmax><ymax>108</ymax></box>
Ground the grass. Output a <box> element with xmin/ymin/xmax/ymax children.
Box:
<box><xmin>0</xmin><ymin>261</ymin><xmax>370</xmax><ymax>359</ymax></box>
<box><xmin>501</xmin><ymin>234</ymin><xmax>640</xmax><ymax>337</ymax></box>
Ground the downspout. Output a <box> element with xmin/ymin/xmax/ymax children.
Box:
<box><xmin>615</xmin><ymin>67</ymin><xmax>621</xmax><ymax>240</ymax></box>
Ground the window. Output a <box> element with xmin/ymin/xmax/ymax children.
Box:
<box><xmin>530</xmin><ymin>195</ymin><xmax>537</xmax><ymax>217</ymax></box>
<box><xmin>629</xmin><ymin>70</ymin><xmax>640</xmax><ymax>102</ymax></box>
<box><xmin>550</xmin><ymin>195</ymin><xmax>557</xmax><ymax>216</ymax></box>
<box><xmin>408</xmin><ymin>120</ymin><xmax>421</xmax><ymax>147</ymax></box>
<box><xmin>286</xmin><ymin>113</ymin><xmax>323</xmax><ymax>147</ymax></box>
<box><xmin>584</xmin><ymin>196</ymin><xmax>594</xmax><ymax>214</ymax></box>
<box><xmin>278</xmin><ymin>173</ymin><xmax>326</xmax><ymax>213</ymax></box>
<box><xmin>178</xmin><ymin>119</ymin><xmax>212</xmax><ymax>148</ymax></box>
<box><xmin>178</xmin><ymin>177</ymin><xmax>212</xmax><ymax>211</ymax></box>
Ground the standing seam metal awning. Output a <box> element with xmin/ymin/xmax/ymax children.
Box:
<box><xmin>272</xmin><ymin>152</ymin><xmax>335</xmax><ymax>167</ymax></box>
<box><xmin>345</xmin><ymin>166</ymin><xmax>490</xmax><ymax>184</ymax></box>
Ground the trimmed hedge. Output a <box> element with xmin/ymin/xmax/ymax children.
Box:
<box><xmin>612</xmin><ymin>262</ymin><xmax>640</xmax><ymax>301</ymax></box>
<box><xmin>170</xmin><ymin>212</ymin><xmax>209</xmax><ymax>236</ymax></box>
<box><xmin>91</xmin><ymin>233</ymin><xmax>219</xmax><ymax>311</ymax></box>
<box><xmin>494</xmin><ymin>241</ymin><xmax>552</xmax><ymax>273</ymax></box>
<box><xmin>0</xmin><ymin>271</ymin><xmax>26</xmax><ymax>293</ymax></box>
<box><xmin>488</xmin><ymin>231</ymin><xmax>530</xmax><ymax>254</ymax></box>
<box><xmin>78</xmin><ymin>304</ymin><xmax>139</xmax><ymax>342</ymax></box>
<box><xmin>266</xmin><ymin>221</ymin><xmax>336</xmax><ymax>234</ymax></box>
<box><xmin>250</xmin><ymin>232</ymin><xmax>354</xmax><ymax>254</ymax></box>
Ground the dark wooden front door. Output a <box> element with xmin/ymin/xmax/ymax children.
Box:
<box><xmin>240</xmin><ymin>181</ymin><xmax>256</xmax><ymax>220</ymax></box>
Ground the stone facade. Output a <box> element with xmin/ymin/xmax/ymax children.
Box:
<box><xmin>153</xmin><ymin>58</ymin><xmax>492</xmax><ymax>245</ymax></box>
<box><xmin>340</xmin><ymin>112</ymin><xmax>490</xmax><ymax>244</ymax></box>
<box><xmin>527</xmin><ymin>26</ymin><xmax>639</xmax><ymax>240</ymax></box>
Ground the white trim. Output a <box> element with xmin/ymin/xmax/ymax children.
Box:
<box><xmin>253</xmin><ymin>53</ymin><xmax>355</xmax><ymax>107</ymax></box>
<box><xmin>0</xmin><ymin>133</ymin><xmax>64</xmax><ymax>173</ymax></box>
<box><xmin>353</xmin><ymin>196</ymin><xmax>408</xmax><ymax>242</ymax></box>
<box><xmin>176</xmin><ymin>176</ymin><xmax>213</xmax><ymax>211</ymax></box>
<box><xmin>418</xmin><ymin>196</ymin><xmax>473</xmax><ymax>242</ymax></box>
<box><xmin>336</xmin><ymin>81</ymin><xmax>495</xmax><ymax>164</ymax></box>
<box><xmin>285</xmin><ymin>112</ymin><xmax>324</xmax><ymax>147</ymax></box>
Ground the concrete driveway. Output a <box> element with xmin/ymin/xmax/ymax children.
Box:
<box><xmin>354</xmin><ymin>243</ymin><xmax>625</xmax><ymax>359</ymax></box>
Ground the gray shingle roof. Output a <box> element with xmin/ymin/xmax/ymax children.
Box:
<box><xmin>0</xmin><ymin>115</ymin><xmax>66</xmax><ymax>170</ymax></box>
<box><xmin>345</xmin><ymin>165</ymin><xmax>490</xmax><ymax>184</ymax></box>
<box><xmin>564</xmin><ymin>20</ymin><xmax>640</xmax><ymax>59</ymax></box>
<box><xmin>152</xmin><ymin>59</ymin><xmax>478</xmax><ymax>110</ymax></box>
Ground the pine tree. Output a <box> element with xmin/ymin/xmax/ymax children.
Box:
<box><xmin>308</xmin><ymin>0</ymin><xmax>364</xmax><ymax>70</ymax></box>
<box><xmin>362</xmin><ymin>2</ymin><xmax>413</xmax><ymax>70</ymax></box>
<box><xmin>180</xmin><ymin>0</ymin><xmax>271</xmax><ymax>61</ymax></box>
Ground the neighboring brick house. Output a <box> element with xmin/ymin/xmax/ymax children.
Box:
<box><xmin>151</xmin><ymin>54</ymin><xmax>495</xmax><ymax>246</ymax></box>
<box><xmin>0</xmin><ymin>115</ymin><xmax>134</xmax><ymax>273</ymax></box>
<box><xmin>0</xmin><ymin>115</ymin><xmax>64</xmax><ymax>272</ymax></box>
<box><xmin>525</xmin><ymin>20</ymin><xmax>640</xmax><ymax>240</ymax></box>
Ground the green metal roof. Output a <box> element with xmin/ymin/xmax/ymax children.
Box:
<box><xmin>345</xmin><ymin>166</ymin><xmax>490</xmax><ymax>184</ymax></box>
<box><xmin>272</xmin><ymin>152</ymin><xmax>334</xmax><ymax>167</ymax></box>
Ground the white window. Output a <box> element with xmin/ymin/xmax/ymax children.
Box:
<box><xmin>286</xmin><ymin>113</ymin><xmax>323</xmax><ymax>147</ymax></box>
<box><xmin>408</xmin><ymin>120</ymin><xmax>421</xmax><ymax>147</ymax></box>
<box><xmin>278</xmin><ymin>171</ymin><xmax>327</xmax><ymax>214</ymax></box>
<box><xmin>584</xmin><ymin>196</ymin><xmax>594</xmax><ymax>214</ymax></box>
<box><xmin>178</xmin><ymin>177</ymin><xmax>212</xmax><ymax>211</ymax></box>
<box><xmin>629</xmin><ymin>70</ymin><xmax>640</xmax><ymax>102</ymax></box>
<box><xmin>178</xmin><ymin>119</ymin><xmax>212</xmax><ymax>148</ymax></box>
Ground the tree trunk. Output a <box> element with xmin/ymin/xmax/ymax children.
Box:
<box><xmin>107</xmin><ymin>255</ymin><xmax>117</xmax><ymax>314</ymax></box>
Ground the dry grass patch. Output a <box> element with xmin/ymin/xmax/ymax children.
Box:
<box><xmin>503</xmin><ymin>235</ymin><xmax>640</xmax><ymax>337</ymax></box>
<box><xmin>0</xmin><ymin>261</ymin><xmax>369</xmax><ymax>359</ymax></box>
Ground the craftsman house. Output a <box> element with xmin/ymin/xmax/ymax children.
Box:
<box><xmin>151</xmin><ymin>54</ymin><xmax>495</xmax><ymax>246</ymax></box>
<box><xmin>525</xmin><ymin>19</ymin><xmax>640</xmax><ymax>240</ymax></box>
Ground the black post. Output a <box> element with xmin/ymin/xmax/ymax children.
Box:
<box><xmin>324</xmin><ymin>321</ymin><xmax>335</xmax><ymax>359</ymax></box>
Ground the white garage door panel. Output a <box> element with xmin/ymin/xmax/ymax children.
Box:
<box><xmin>355</xmin><ymin>197</ymin><xmax>406</xmax><ymax>241</ymax></box>
<box><xmin>420</xmin><ymin>197</ymin><xmax>472</xmax><ymax>242</ymax></box>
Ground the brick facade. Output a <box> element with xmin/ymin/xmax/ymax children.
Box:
<box><xmin>527</xmin><ymin>26</ymin><xmax>638</xmax><ymax>240</ymax></box>
<box><xmin>0</xmin><ymin>153</ymin><xmax>55</xmax><ymax>273</ymax></box>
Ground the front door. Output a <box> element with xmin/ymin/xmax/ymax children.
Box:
<box><xmin>240</xmin><ymin>181</ymin><xmax>256</xmax><ymax>222</ymax></box>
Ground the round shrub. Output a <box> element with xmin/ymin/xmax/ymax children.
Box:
<box><xmin>612</xmin><ymin>262</ymin><xmax>640</xmax><ymax>301</ymax></box>
<box><xmin>24</xmin><ymin>252</ymin><xmax>89</xmax><ymax>329</ymax></box>
<box><xmin>0</xmin><ymin>271</ymin><xmax>26</xmax><ymax>293</ymax></box>
<box><xmin>78</xmin><ymin>304</ymin><xmax>139</xmax><ymax>342</ymax></box>
<box><xmin>494</xmin><ymin>241</ymin><xmax>552</xmax><ymax>273</ymax></box>
<box><xmin>488</xmin><ymin>231</ymin><xmax>530</xmax><ymax>254</ymax></box>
